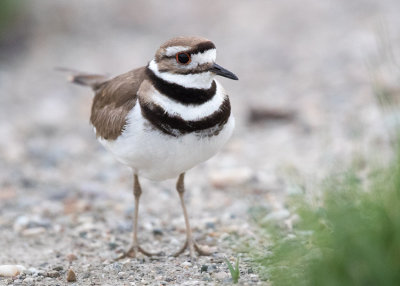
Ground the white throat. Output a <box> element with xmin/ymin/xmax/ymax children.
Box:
<box><xmin>148</xmin><ymin>59</ymin><xmax>214</xmax><ymax>89</ymax></box>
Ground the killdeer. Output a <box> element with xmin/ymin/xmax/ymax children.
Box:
<box><xmin>68</xmin><ymin>36</ymin><xmax>238</xmax><ymax>258</ymax></box>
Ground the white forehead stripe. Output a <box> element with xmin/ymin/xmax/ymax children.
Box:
<box><xmin>165</xmin><ymin>46</ymin><xmax>191</xmax><ymax>56</ymax></box>
<box><xmin>149</xmin><ymin>59</ymin><xmax>215</xmax><ymax>89</ymax></box>
<box><xmin>191</xmin><ymin>49</ymin><xmax>216</xmax><ymax>65</ymax></box>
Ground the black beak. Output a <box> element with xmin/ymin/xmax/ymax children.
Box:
<box><xmin>210</xmin><ymin>63</ymin><xmax>239</xmax><ymax>80</ymax></box>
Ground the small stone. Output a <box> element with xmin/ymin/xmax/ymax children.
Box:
<box><xmin>53</xmin><ymin>266</ymin><xmax>63</xmax><ymax>271</ymax></box>
<box><xmin>47</xmin><ymin>270</ymin><xmax>60</xmax><ymax>278</ymax></box>
<box><xmin>17</xmin><ymin>273</ymin><xmax>26</xmax><ymax>279</ymax></box>
<box><xmin>108</xmin><ymin>242</ymin><xmax>118</xmax><ymax>250</ymax></box>
<box><xmin>23</xmin><ymin>268</ymin><xmax>36</xmax><ymax>275</ymax></box>
<box><xmin>13</xmin><ymin>216</ymin><xmax>51</xmax><ymax>233</ymax></box>
<box><xmin>209</xmin><ymin>167</ymin><xmax>253</xmax><ymax>188</ymax></box>
<box><xmin>66</xmin><ymin>269</ymin><xmax>76</xmax><ymax>282</ymax></box>
<box><xmin>79</xmin><ymin>231</ymin><xmax>87</xmax><ymax>238</ymax></box>
<box><xmin>248</xmin><ymin>268</ymin><xmax>254</xmax><ymax>274</ymax></box>
<box><xmin>200</xmin><ymin>265</ymin><xmax>208</xmax><ymax>273</ymax></box>
<box><xmin>13</xmin><ymin>278</ymin><xmax>23</xmax><ymax>285</ymax></box>
<box><xmin>66</xmin><ymin>254</ymin><xmax>78</xmax><ymax>262</ymax></box>
<box><xmin>250</xmin><ymin>274</ymin><xmax>259</xmax><ymax>282</ymax></box>
<box><xmin>13</xmin><ymin>216</ymin><xmax>30</xmax><ymax>232</ymax></box>
<box><xmin>103</xmin><ymin>262</ymin><xmax>123</xmax><ymax>273</ymax></box>
<box><xmin>205</xmin><ymin>222</ymin><xmax>215</xmax><ymax>229</ymax></box>
<box><xmin>21</xmin><ymin>227</ymin><xmax>46</xmax><ymax>236</ymax></box>
<box><xmin>112</xmin><ymin>262</ymin><xmax>123</xmax><ymax>272</ymax></box>
<box><xmin>0</xmin><ymin>265</ymin><xmax>26</xmax><ymax>277</ymax></box>
<box><xmin>152</xmin><ymin>228</ymin><xmax>163</xmax><ymax>236</ymax></box>
<box><xmin>214</xmin><ymin>272</ymin><xmax>229</xmax><ymax>280</ymax></box>
<box><xmin>180</xmin><ymin>261</ymin><xmax>192</xmax><ymax>268</ymax></box>
<box><xmin>207</xmin><ymin>264</ymin><xmax>218</xmax><ymax>273</ymax></box>
<box><xmin>82</xmin><ymin>272</ymin><xmax>90</xmax><ymax>279</ymax></box>
<box><xmin>32</xmin><ymin>268</ymin><xmax>40</xmax><ymax>275</ymax></box>
<box><xmin>103</xmin><ymin>265</ymin><xmax>112</xmax><ymax>272</ymax></box>
<box><xmin>248</xmin><ymin>106</ymin><xmax>295</xmax><ymax>123</ymax></box>
<box><xmin>23</xmin><ymin>277</ymin><xmax>34</xmax><ymax>284</ymax></box>
<box><xmin>262</xmin><ymin>209</ymin><xmax>290</xmax><ymax>223</ymax></box>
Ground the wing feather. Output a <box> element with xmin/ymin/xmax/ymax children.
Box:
<box><xmin>90</xmin><ymin>67</ymin><xmax>147</xmax><ymax>140</ymax></box>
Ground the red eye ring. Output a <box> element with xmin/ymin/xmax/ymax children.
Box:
<box><xmin>176</xmin><ymin>52</ymin><xmax>191</xmax><ymax>65</ymax></box>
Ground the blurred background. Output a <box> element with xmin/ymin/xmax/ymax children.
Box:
<box><xmin>0</xmin><ymin>0</ymin><xmax>399</xmax><ymax>284</ymax></box>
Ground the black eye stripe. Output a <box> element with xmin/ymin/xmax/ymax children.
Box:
<box><xmin>162</xmin><ymin>42</ymin><xmax>216</xmax><ymax>60</ymax></box>
<box><xmin>163</xmin><ymin>50</ymin><xmax>212</xmax><ymax>60</ymax></box>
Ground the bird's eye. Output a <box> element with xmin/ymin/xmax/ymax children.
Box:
<box><xmin>176</xmin><ymin>52</ymin><xmax>191</xmax><ymax>65</ymax></box>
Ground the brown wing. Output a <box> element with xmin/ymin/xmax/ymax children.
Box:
<box><xmin>90</xmin><ymin>67</ymin><xmax>147</xmax><ymax>140</ymax></box>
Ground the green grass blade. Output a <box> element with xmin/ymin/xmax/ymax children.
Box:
<box><xmin>225</xmin><ymin>257</ymin><xmax>240</xmax><ymax>283</ymax></box>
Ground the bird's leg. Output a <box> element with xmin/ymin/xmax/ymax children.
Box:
<box><xmin>173</xmin><ymin>173</ymin><xmax>211</xmax><ymax>258</ymax></box>
<box><xmin>117</xmin><ymin>174</ymin><xmax>159</xmax><ymax>259</ymax></box>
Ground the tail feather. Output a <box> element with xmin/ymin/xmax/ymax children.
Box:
<box><xmin>69</xmin><ymin>73</ymin><xmax>108</xmax><ymax>89</ymax></box>
<box><xmin>56</xmin><ymin>67</ymin><xmax>109</xmax><ymax>90</ymax></box>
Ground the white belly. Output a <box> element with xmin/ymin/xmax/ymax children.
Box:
<box><xmin>98</xmin><ymin>104</ymin><xmax>235</xmax><ymax>181</ymax></box>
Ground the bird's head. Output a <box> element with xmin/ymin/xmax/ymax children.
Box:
<box><xmin>148</xmin><ymin>36</ymin><xmax>238</xmax><ymax>89</ymax></box>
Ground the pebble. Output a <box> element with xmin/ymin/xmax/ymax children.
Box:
<box><xmin>17</xmin><ymin>273</ymin><xmax>26</xmax><ymax>279</ymax></box>
<box><xmin>13</xmin><ymin>216</ymin><xmax>51</xmax><ymax>233</ymax></box>
<box><xmin>24</xmin><ymin>267</ymin><xmax>38</xmax><ymax>275</ymax></box>
<box><xmin>262</xmin><ymin>209</ymin><xmax>290</xmax><ymax>222</ymax></box>
<box><xmin>108</xmin><ymin>242</ymin><xmax>118</xmax><ymax>250</ymax></box>
<box><xmin>202</xmin><ymin>271</ymin><xmax>212</xmax><ymax>280</ymax></box>
<box><xmin>207</xmin><ymin>264</ymin><xmax>218</xmax><ymax>273</ymax></box>
<box><xmin>248</xmin><ymin>106</ymin><xmax>295</xmax><ymax>123</ymax></box>
<box><xmin>13</xmin><ymin>216</ymin><xmax>30</xmax><ymax>232</ymax></box>
<box><xmin>67</xmin><ymin>253</ymin><xmax>78</xmax><ymax>262</ymax></box>
<box><xmin>23</xmin><ymin>277</ymin><xmax>34</xmax><ymax>284</ymax></box>
<box><xmin>205</xmin><ymin>222</ymin><xmax>216</xmax><ymax>229</ymax></box>
<box><xmin>209</xmin><ymin>167</ymin><xmax>253</xmax><ymax>188</ymax></box>
<box><xmin>152</xmin><ymin>228</ymin><xmax>163</xmax><ymax>236</ymax></box>
<box><xmin>13</xmin><ymin>278</ymin><xmax>23</xmax><ymax>285</ymax></box>
<box><xmin>103</xmin><ymin>262</ymin><xmax>123</xmax><ymax>273</ymax></box>
<box><xmin>47</xmin><ymin>270</ymin><xmax>60</xmax><ymax>278</ymax></box>
<box><xmin>53</xmin><ymin>266</ymin><xmax>63</xmax><ymax>271</ymax></box>
<box><xmin>180</xmin><ymin>261</ymin><xmax>192</xmax><ymax>268</ymax></box>
<box><xmin>250</xmin><ymin>274</ymin><xmax>259</xmax><ymax>282</ymax></box>
<box><xmin>21</xmin><ymin>227</ymin><xmax>46</xmax><ymax>236</ymax></box>
<box><xmin>200</xmin><ymin>265</ymin><xmax>208</xmax><ymax>273</ymax></box>
<box><xmin>67</xmin><ymin>269</ymin><xmax>77</xmax><ymax>282</ymax></box>
<box><xmin>0</xmin><ymin>265</ymin><xmax>26</xmax><ymax>277</ymax></box>
<box><xmin>214</xmin><ymin>271</ymin><xmax>229</xmax><ymax>280</ymax></box>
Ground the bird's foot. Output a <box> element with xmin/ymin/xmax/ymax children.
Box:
<box><xmin>116</xmin><ymin>244</ymin><xmax>160</xmax><ymax>260</ymax></box>
<box><xmin>173</xmin><ymin>239</ymin><xmax>212</xmax><ymax>258</ymax></box>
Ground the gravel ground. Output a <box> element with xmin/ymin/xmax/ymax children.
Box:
<box><xmin>1</xmin><ymin>1</ymin><xmax>399</xmax><ymax>285</ymax></box>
